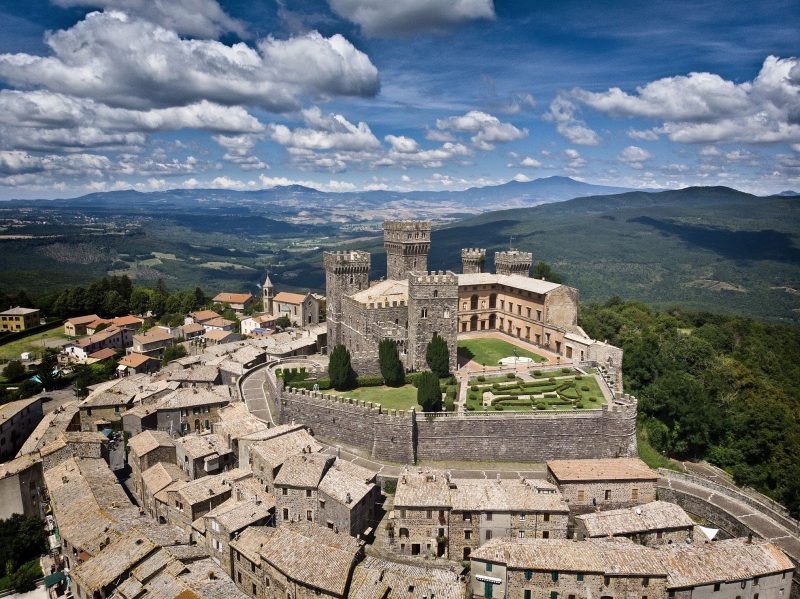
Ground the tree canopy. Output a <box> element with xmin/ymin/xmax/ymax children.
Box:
<box><xmin>581</xmin><ymin>299</ymin><xmax>800</xmax><ymax>517</ymax></box>
<box><xmin>425</xmin><ymin>333</ymin><xmax>450</xmax><ymax>378</ymax></box>
<box><xmin>378</xmin><ymin>339</ymin><xmax>404</xmax><ymax>387</ymax></box>
<box><xmin>416</xmin><ymin>371</ymin><xmax>442</xmax><ymax>412</ymax></box>
<box><xmin>328</xmin><ymin>344</ymin><xmax>355</xmax><ymax>391</ymax></box>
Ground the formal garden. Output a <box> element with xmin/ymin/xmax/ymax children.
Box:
<box><xmin>465</xmin><ymin>367</ymin><xmax>606</xmax><ymax>412</ymax></box>
<box><xmin>457</xmin><ymin>337</ymin><xmax>548</xmax><ymax>366</ymax></box>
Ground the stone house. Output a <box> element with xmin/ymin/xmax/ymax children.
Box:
<box><xmin>64</xmin><ymin>314</ymin><xmax>101</xmax><ymax>337</ymax></box>
<box><xmin>448</xmin><ymin>479</ymin><xmax>569</xmax><ymax>562</ymax></box>
<box><xmin>212</xmin><ymin>292</ymin><xmax>254</xmax><ymax>313</ymax></box>
<box><xmin>186</xmin><ymin>309</ymin><xmax>222</xmax><ymax>325</ymax></box>
<box><xmin>212</xmin><ymin>402</ymin><xmax>269</xmax><ymax>458</ymax></box>
<box><xmin>575</xmin><ymin>500</ymin><xmax>695</xmax><ymax>545</ymax></box>
<box><xmin>274</xmin><ymin>452</ymin><xmax>334</xmax><ymax>526</ymax></box>
<box><xmin>349</xmin><ymin>555</ymin><xmax>466</xmax><ymax>599</ymax></box>
<box><xmin>16</xmin><ymin>401</ymin><xmax>80</xmax><ymax>456</ymax></box>
<box><xmin>246</xmin><ymin>426</ymin><xmax>322</xmax><ymax>493</ymax></box>
<box><xmin>271</xmin><ymin>291</ymin><xmax>320</xmax><ymax>326</ymax></box>
<box><xmin>131</xmin><ymin>328</ymin><xmax>175</xmax><ymax>357</ymax></box>
<box><xmin>317</xmin><ymin>459</ymin><xmax>380</xmax><ymax>538</ymax></box>
<box><xmin>0</xmin><ymin>396</ymin><xmax>44</xmax><ymax>461</ymax></box>
<box><xmin>79</xmin><ymin>387</ymin><xmax>135</xmax><ymax>430</ymax></box>
<box><xmin>179</xmin><ymin>321</ymin><xmax>205</xmax><ymax>339</ymax></box>
<box><xmin>0</xmin><ymin>306</ymin><xmax>40</xmax><ymax>332</ymax></box>
<box><xmin>38</xmin><ymin>431</ymin><xmax>108</xmax><ymax>472</ymax></box>
<box><xmin>155</xmin><ymin>386</ymin><xmax>230</xmax><ymax>436</ymax></box>
<box><xmin>392</xmin><ymin>470</ymin><xmax>452</xmax><ymax>559</ymax></box>
<box><xmin>161</xmin><ymin>468</ymin><xmax>250</xmax><ymax>533</ymax></box>
<box><xmin>229</xmin><ymin>523</ymin><xmax>363</xmax><ymax>599</ymax></box>
<box><xmin>203</xmin><ymin>317</ymin><xmax>237</xmax><ymax>331</ymax></box>
<box><xmin>203</xmin><ymin>497</ymin><xmax>274</xmax><ymax>573</ymax></box>
<box><xmin>126</xmin><ymin>430</ymin><xmax>176</xmax><ymax>503</ymax></box>
<box><xmin>140</xmin><ymin>461</ymin><xmax>188</xmax><ymax>521</ymax></box>
<box><xmin>546</xmin><ymin>458</ymin><xmax>658</xmax><ymax>513</ymax></box>
<box><xmin>664</xmin><ymin>538</ymin><xmax>795</xmax><ymax>599</ymax></box>
<box><xmin>64</xmin><ymin>326</ymin><xmax>133</xmax><ymax>361</ymax></box>
<box><xmin>204</xmin><ymin>329</ymin><xmax>242</xmax><ymax>345</ymax></box>
<box><xmin>241</xmin><ymin>314</ymin><xmax>279</xmax><ymax>336</ymax></box>
<box><xmin>117</xmin><ymin>352</ymin><xmax>160</xmax><ymax>376</ymax></box>
<box><xmin>470</xmin><ymin>537</ymin><xmax>668</xmax><ymax>599</ymax></box>
<box><xmin>391</xmin><ymin>472</ymin><xmax>569</xmax><ymax>561</ymax></box>
<box><xmin>174</xmin><ymin>432</ymin><xmax>236</xmax><ymax>479</ymax></box>
<box><xmin>0</xmin><ymin>453</ymin><xmax>44</xmax><ymax>519</ymax></box>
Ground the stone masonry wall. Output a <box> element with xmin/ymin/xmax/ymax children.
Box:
<box><xmin>279</xmin><ymin>388</ymin><xmax>416</xmax><ymax>464</ymax></box>
<box><xmin>415</xmin><ymin>402</ymin><xmax>638</xmax><ymax>463</ymax></box>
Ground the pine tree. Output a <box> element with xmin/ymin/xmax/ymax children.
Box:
<box><xmin>329</xmin><ymin>344</ymin><xmax>355</xmax><ymax>390</ymax></box>
<box><xmin>378</xmin><ymin>339</ymin><xmax>404</xmax><ymax>387</ymax></box>
<box><xmin>416</xmin><ymin>371</ymin><xmax>442</xmax><ymax>412</ymax></box>
<box><xmin>425</xmin><ymin>333</ymin><xmax>450</xmax><ymax>378</ymax></box>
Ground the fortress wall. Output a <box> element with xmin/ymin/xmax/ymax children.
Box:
<box><xmin>279</xmin><ymin>388</ymin><xmax>415</xmax><ymax>463</ymax></box>
<box><xmin>414</xmin><ymin>402</ymin><xmax>637</xmax><ymax>462</ymax></box>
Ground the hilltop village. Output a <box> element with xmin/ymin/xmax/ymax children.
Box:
<box><xmin>1</xmin><ymin>220</ymin><xmax>798</xmax><ymax>599</ymax></box>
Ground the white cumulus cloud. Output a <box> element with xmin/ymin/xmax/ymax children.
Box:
<box><xmin>436</xmin><ymin>110</ymin><xmax>527</xmax><ymax>150</ymax></box>
<box><xmin>619</xmin><ymin>145</ymin><xmax>653</xmax><ymax>168</ymax></box>
<box><xmin>545</xmin><ymin>95</ymin><xmax>601</xmax><ymax>146</ymax></box>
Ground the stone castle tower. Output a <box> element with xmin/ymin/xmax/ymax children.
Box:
<box><xmin>407</xmin><ymin>271</ymin><xmax>459</xmax><ymax>373</ymax></box>
<box><xmin>262</xmin><ymin>273</ymin><xmax>274</xmax><ymax>313</ymax></box>
<box><xmin>461</xmin><ymin>248</ymin><xmax>486</xmax><ymax>274</ymax></box>
<box><xmin>383</xmin><ymin>220</ymin><xmax>431</xmax><ymax>280</ymax></box>
<box><xmin>495</xmin><ymin>250</ymin><xmax>532</xmax><ymax>276</ymax></box>
<box><xmin>323</xmin><ymin>250</ymin><xmax>371</xmax><ymax>347</ymax></box>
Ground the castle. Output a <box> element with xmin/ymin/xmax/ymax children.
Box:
<box><xmin>326</xmin><ymin>220</ymin><xmax>622</xmax><ymax>386</ymax></box>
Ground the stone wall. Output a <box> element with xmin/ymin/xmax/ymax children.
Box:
<box><xmin>277</xmin><ymin>384</ymin><xmax>637</xmax><ymax>465</ymax></box>
<box><xmin>279</xmin><ymin>387</ymin><xmax>416</xmax><ymax>464</ymax></box>
<box><xmin>415</xmin><ymin>401</ymin><xmax>638</xmax><ymax>463</ymax></box>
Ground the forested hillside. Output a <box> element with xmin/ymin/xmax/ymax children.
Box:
<box><xmin>581</xmin><ymin>299</ymin><xmax>800</xmax><ymax>516</ymax></box>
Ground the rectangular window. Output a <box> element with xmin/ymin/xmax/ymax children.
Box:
<box><xmin>306</xmin><ymin>489</ymin><xmax>312</xmax><ymax>498</ymax></box>
<box><xmin>577</xmin><ymin>490</ymin><xmax>585</xmax><ymax>502</ymax></box>
<box><xmin>519</xmin><ymin>513</ymin><xmax>526</xmax><ymax>520</ymax></box>
<box><xmin>577</xmin><ymin>574</ymin><xmax>584</xmax><ymax>582</ymax></box>
<box><xmin>552</xmin><ymin>571</ymin><xmax>559</xmax><ymax>582</ymax></box>
<box><xmin>319</xmin><ymin>499</ymin><xmax>325</xmax><ymax>508</ymax></box>
<box><xmin>551</xmin><ymin>592</ymin><xmax>558</xmax><ymax>599</ymax></box>
<box><xmin>527</xmin><ymin>307</ymin><xmax>531</xmax><ymax>318</ymax></box>
<box><xmin>282</xmin><ymin>508</ymin><xmax>288</xmax><ymax>520</ymax></box>
<box><xmin>463</xmin><ymin>512</ymin><xmax>472</xmax><ymax>521</ymax></box>
<box><xmin>282</xmin><ymin>488</ymin><xmax>288</xmax><ymax>496</ymax></box>
<box><xmin>542</xmin><ymin>530</ymin><xmax>550</xmax><ymax>539</ymax></box>
<box><xmin>464</xmin><ymin>530</ymin><xmax>471</xmax><ymax>540</ymax></box>
<box><xmin>604</xmin><ymin>576</ymin><xmax>610</xmax><ymax>586</ymax></box>
<box><xmin>525</xmin><ymin>591</ymin><xmax>531</xmax><ymax>599</ymax></box>
<box><xmin>543</xmin><ymin>513</ymin><xmax>550</xmax><ymax>522</ymax></box>
<box><xmin>485</xmin><ymin>512</ymin><xmax>492</xmax><ymax>521</ymax></box>
<box><xmin>714</xmin><ymin>584</ymin><xmax>721</xmax><ymax>592</ymax></box>
<box><xmin>536</xmin><ymin>309</ymin><xmax>542</xmax><ymax>320</ymax></box>
<box><xmin>486</xmin><ymin>530</ymin><xmax>492</xmax><ymax>541</ymax></box>
<box><xmin>518</xmin><ymin>531</ymin><xmax>525</xmax><ymax>539</ymax></box>
<box><xmin>632</xmin><ymin>488</ymin><xmax>639</xmax><ymax>501</ymax></box>
<box><xmin>643</xmin><ymin>577</ymin><xmax>649</xmax><ymax>587</ymax></box>
<box><xmin>306</xmin><ymin>510</ymin><xmax>312</xmax><ymax>521</ymax></box>
<box><xmin>524</xmin><ymin>570</ymin><xmax>532</xmax><ymax>581</ymax></box>
<box><xmin>426</xmin><ymin>510</ymin><xmax>432</xmax><ymax>519</ymax></box>
<box><xmin>604</xmin><ymin>489</ymin><xmax>611</xmax><ymax>500</ymax></box>
<box><xmin>486</xmin><ymin>563</ymin><xmax>492</xmax><ymax>572</ymax></box>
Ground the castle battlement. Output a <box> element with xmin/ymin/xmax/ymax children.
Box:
<box><xmin>408</xmin><ymin>270</ymin><xmax>458</xmax><ymax>285</ymax></box>
<box><xmin>495</xmin><ymin>250</ymin><xmax>533</xmax><ymax>276</ymax></box>
<box><xmin>461</xmin><ymin>248</ymin><xmax>486</xmax><ymax>257</ymax></box>
<box><xmin>323</xmin><ymin>250</ymin><xmax>371</xmax><ymax>269</ymax></box>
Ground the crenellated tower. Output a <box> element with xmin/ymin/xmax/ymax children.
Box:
<box><xmin>384</xmin><ymin>220</ymin><xmax>431</xmax><ymax>280</ymax></box>
<box><xmin>323</xmin><ymin>250</ymin><xmax>371</xmax><ymax>349</ymax></box>
<box><xmin>461</xmin><ymin>248</ymin><xmax>486</xmax><ymax>274</ymax></box>
<box><xmin>495</xmin><ymin>250</ymin><xmax>532</xmax><ymax>277</ymax></box>
<box><xmin>407</xmin><ymin>270</ymin><xmax>458</xmax><ymax>374</ymax></box>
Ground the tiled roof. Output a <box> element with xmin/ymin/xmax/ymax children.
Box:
<box><xmin>142</xmin><ymin>462</ymin><xmax>189</xmax><ymax>497</ymax></box>
<box><xmin>81</xmin><ymin>388</ymin><xmax>135</xmax><ymax>408</ymax></box>
<box><xmin>71</xmin><ymin>530</ymin><xmax>157</xmax><ymax>592</ymax></box>
<box><xmin>256</xmin><ymin>523</ymin><xmax>361</xmax><ymax>596</ymax></box>
<box><xmin>174</xmin><ymin>432</ymin><xmax>230</xmax><ymax>460</ymax></box>
<box><xmin>180</xmin><ymin>322</ymin><xmax>205</xmax><ymax>335</ymax></box>
<box><xmin>157</xmin><ymin>386</ymin><xmax>229</xmax><ymax>410</ymax></box>
<box><xmin>577</xmin><ymin>501</ymin><xmax>694</xmax><ymax>537</ymax></box>
<box><xmin>119</xmin><ymin>353</ymin><xmax>157</xmax><ymax>368</ymax></box>
<box><xmin>189</xmin><ymin>310</ymin><xmax>220</xmax><ymax>323</ymax></box>
<box><xmin>213</xmin><ymin>293</ymin><xmax>252</xmax><ymax>304</ymax></box>
<box><xmin>274</xmin><ymin>453</ymin><xmax>333</xmax><ymax>488</ymax></box>
<box><xmin>203</xmin><ymin>329</ymin><xmax>238</xmax><ymax>342</ymax></box>
<box><xmin>319</xmin><ymin>462</ymin><xmax>375</xmax><ymax>506</ymax></box>
<box><xmin>473</xmin><ymin>538</ymin><xmax>668</xmax><ymax>575</ymax></box>
<box><xmin>166</xmin><ymin>365</ymin><xmax>221</xmax><ymax>383</ymax></box>
<box><xmin>394</xmin><ymin>471</ymin><xmax>452</xmax><ymax>508</ymax></box>
<box><xmin>0</xmin><ymin>453</ymin><xmax>40</xmax><ymax>479</ymax></box>
<box><xmin>665</xmin><ymin>538</ymin><xmax>795</xmax><ymax>589</ymax></box>
<box><xmin>249</xmin><ymin>428</ymin><xmax>321</xmax><ymax>470</ymax></box>
<box><xmin>450</xmin><ymin>479</ymin><xmax>568</xmax><ymax>513</ymax></box>
<box><xmin>128</xmin><ymin>430</ymin><xmax>175</xmax><ymax>458</ymax></box>
<box><xmin>349</xmin><ymin>556</ymin><xmax>465</xmax><ymax>599</ymax></box>
<box><xmin>113</xmin><ymin>315</ymin><xmax>144</xmax><ymax>327</ymax></box>
<box><xmin>204</xmin><ymin>498</ymin><xmax>273</xmax><ymax>532</ymax></box>
<box><xmin>457</xmin><ymin>272</ymin><xmax>562</xmax><ymax>294</ymax></box>
<box><xmin>66</xmin><ymin>314</ymin><xmax>101</xmax><ymax>326</ymax></box>
<box><xmin>273</xmin><ymin>291</ymin><xmax>307</xmax><ymax>304</ymax></box>
<box><xmin>349</xmin><ymin>279</ymin><xmax>408</xmax><ymax>304</ymax></box>
<box><xmin>203</xmin><ymin>317</ymin><xmax>235</xmax><ymax>328</ymax></box>
<box><xmin>89</xmin><ymin>347</ymin><xmax>117</xmax><ymax>360</ymax></box>
<box><xmin>134</xmin><ymin>328</ymin><xmax>174</xmax><ymax>344</ymax></box>
<box><xmin>547</xmin><ymin>458</ymin><xmax>657</xmax><ymax>482</ymax></box>
<box><xmin>0</xmin><ymin>306</ymin><xmax>38</xmax><ymax>315</ymax></box>
<box><xmin>230</xmin><ymin>526</ymin><xmax>269</xmax><ymax>563</ymax></box>
<box><xmin>0</xmin><ymin>396</ymin><xmax>41</xmax><ymax>422</ymax></box>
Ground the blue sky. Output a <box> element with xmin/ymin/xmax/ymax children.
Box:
<box><xmin>0</xmin><ymin>0</ymin><xmax>798</xmax><ymax>198</ymax></box>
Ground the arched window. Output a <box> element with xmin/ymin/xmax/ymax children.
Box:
<box><xmin>433</xmin><ymin>290</ymin><xmax>438</xmax><ymax>298</ymax></box>
<box><xmin>489</xmin><ymin>293</ymin><xmax>497</xmax><ymax>309</ymax></box>
<box><xmin>470</xmin><ymin>294</ymin><xmax>478</xmax><ymax>310</ymax></box>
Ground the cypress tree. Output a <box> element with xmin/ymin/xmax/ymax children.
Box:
<box><xmin>378</xmin><ymin>339</ymin><xmax>404</xmax><ymax>387</ymax></box>
<box><xmin>416</xmin><ymin>371</ymin><xmax>442</xmax><ymax>412</ymax></box>
<box><xmin>425</xmin><ymin>333</ymin><xmax>450</xmax><ymax>378</ymax></box>
<box><xmin>329</xmin><ymin>344</ymin><xmax>355</xmax><ymax>390</ymax></box>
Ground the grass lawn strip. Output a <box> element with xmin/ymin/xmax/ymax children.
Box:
<box><xmin>0</xmin><ymin>323</ymin><xmax>69</xmax><ymax>362</ymax></box>
<box><xmin>458</xmin><ymin>338</ymin><xmax>547</xmax><ymax>365</ymax></box>
<box><xmin>330</xmin><ymin>384</ymin><xmax>421</xmax><ymax>411</ymax></box>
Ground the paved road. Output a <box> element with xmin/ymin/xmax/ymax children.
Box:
<box><xmin>659</xmin><ymin>472</ymin><xmax>800</xmax><ymax>563</ymax></box>
<box><xmin>239</xmin><ymin>364</ymin><xmax>546</xmax><ymax>481</ymax></box>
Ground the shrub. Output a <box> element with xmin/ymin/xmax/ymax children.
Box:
<box><xmin>425</xmin><ymin>333</ymin><xmax>450</xmax><ymax>378</ymax></box>
<box><xmin>471</xmin><ymin>385</ymin><xmax>478</xmax><ymax>391</ymax></box>
<box><xmin>574</xmin><ymin>374</ymin><xmax>583</xmax><ymax>380</ymax></box>
<box><xmin>466</xmin><ymin>405</ymin><xmax>475</xmax><ymax>411</ymax></box>
<box><xmin>477</xmin><ymin>375</ymin><xmax>485</xmax><ymax>382</ymax></box>
<box><xmin>536</xmin><ymin>403</ymin><xmax>546</xmax><ymax>410</ymax></box>
<box><xmin>356</xmin><ymin>375</ymin><xmax>385</xmax><ymax>387</ymax></box>
<box><xmin>506</xmin><ymin>372</ymin><xmax>516</xmax><ymax>379</ymax></box>
<box><xmin>492</xmin><ymin>383</ymin><xmax>501</xmax><ymax>389</ymax></box>
<box><xmin>383</xmin><ymin>480</ymin><xmax>397</xmax><ymax>494</ymax></box>
<box><xmin>405</xmin><ymin>371</ymin><xmax>427</xmax><ymax>387</ymax></box>
<box><xmin>494</xmin><ymin>405</ymin><xmax>504</xmax><ymax>411</ymax></box>
<box><xmin>293</xmin><ymin>378</ymin><xmax>331</xmax><ymax>391</ymax></box>
<box><xmin>561</xmin><ymin>367</ymin><xmax>571</xmax><ymax>374</ymax></box>
<box><xmin>533</xmin><ymin>370</ymin><xmax>542</xmax><ymax>376</ymax></box>
<box><xmin>444</xmin><ymin>397</ymin><xmax>455</xmax><ymax>412</ymax></box>
<box><xmin>581</xmin><ymin>385</ymin><xmax>590</xmax><ymax>391</ymax></box>
<box><xmin>468</xmin><ymin>393</ymin><xmax>478</xmax><ymax>401</ymax></box>
<box><xmin>548</xmin><ymin>377</ymin><xmax>555</xmax><ymax>382</ymax></box>
<box><xmin>576</xmin><ymin>402</ymin><xmax>587</xmax><ymax>409</ymax></box>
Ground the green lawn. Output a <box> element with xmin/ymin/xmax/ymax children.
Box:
<box><xmin>330</xmin><ymin>384</ymin><xmax>421</xmax><ymax>411</ymax></box>
<box><xmin>458</xmin><ymin>337</ymin><xmax>547</xmax><ymax>366</ymax></box>
<box><xmin>0</xmin><ymin>324</ymin><xmax>69</xmax><ymax>362</ymax></box>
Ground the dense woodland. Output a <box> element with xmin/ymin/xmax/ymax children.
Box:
<box><xmin>581</xmin><ymin>298</ymin><xmax>800</xmax><ymax>517</ymax></box>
